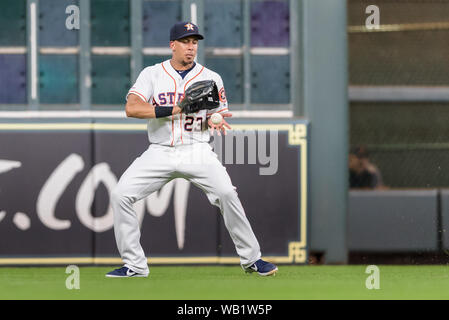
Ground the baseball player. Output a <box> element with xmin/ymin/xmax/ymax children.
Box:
<box><xmin>106</xmin><ymin>22</ymin><xmax>278</xmax><ymax>277</ymax></box>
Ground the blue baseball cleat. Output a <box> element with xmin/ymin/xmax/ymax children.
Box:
<box><xmin>105</xmin><ymin>266</ymin><xmax>148</xmax><ymax>278</ymax></box>
<box><xmin>245</xmin><ymin>259</ymin><xmax>278</xmax><ymax>276</ymax></box>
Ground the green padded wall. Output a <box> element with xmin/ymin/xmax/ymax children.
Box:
<box><xmin>143</xmin><ymin>0</ymin><xmax>181</xmax><ymax>47</ymax></box>
<box><xmin>204</xmin><ymin>0</ymin><xmax>243</xmax><ymax>48</ymax></box>
<box><xmin>0</xmin><ymin>54</ymin><xmax>27</xmax><ymax>104</ymax></box>
<box><xmin>91</xmin><ymin>0</ymin><xmax>130</xmax><ymax>46</ymax></box>
<box><xmin>250</xmin><ymin>54</ymin><xmax>290</xmax><ymax>104</ymax></box>
<box><xmin>91</xmin><ymin>55</ymin><xmax>130</xmax><ymax>105</ymax></box>
<box><xmin>251</xmin><ymin>0</ymin><xmax>289</xmax><ymax>47</ymax></box>
<box><xmin>205</xmin><ymin>56</ymin><xmax>243</xmax><ymax>105</ymax></box>
<box><xmin>39</xmin><ymin>0</ymin><xmax>79</xmax><ymax>46</ymax></box>
<box><xmin>143</xmin><ymin>55</ymin><xmax>170</xmax><ymax>69</ymax></box>
<box><xmin>0</xmin><ymin>0</ymin><xmax>26</xmax><ymax>46</ymax></box>
<box><xmin>39</xmin><ymin>55</ymin><xmax>78</xmax><ymax>104</ymax></box>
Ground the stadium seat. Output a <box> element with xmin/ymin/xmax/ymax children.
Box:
<box><xmin>0</xmin><ymin>0</ymin><xmax>26</xmax><ymax>46</ymax></box>
<box><xmin>143</xmin><ymin>0</ymin><xmax>181</xmax><ymax>47</ymax></box>
<box><xmin>251</xmin><ymin>0</ymin><xmax>289</xmax><ymax>47</ymax></box>
<box><xmin>0</xmin><ymin>54</ymin><xmax>27</xmax><ymax>104</ymax></box>
<box><xmin>91</xmin><ymin>55</ymin><xmax>130</xmax><ymax>105</ymax></box>
<box><xmin>91</xmin><ymin>0</ymin><xmax>130</xmax><ymax>47</ymax></box>
<box><xmin>204</xmin><ymin>0</ymin><xmax>243</xmax><ymax>48</ymax></box>
<box><xmin>250</xmin><ymin>54</ymin><xmax>290</xmax><ymax>104</ymax></box>
<box><xmin>39</xmin><ymin>54</ymin><xmax>78</xmax><ymax>104</ymax></box>
<box><xmin>39</xmin><ymin>0</ymin><xmax>79</xmax><ymax>47</ymax></box>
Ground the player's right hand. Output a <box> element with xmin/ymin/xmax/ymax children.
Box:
<box><xmin>208</xmin><ymin>113</ymin><xmax>232</xmax><ymax>136</ymax></box>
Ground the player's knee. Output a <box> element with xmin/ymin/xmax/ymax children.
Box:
<box><xmin>218</xmin><ymin>188</ymin><xmax>238</xmax><ymax>202</ymax></box>
<box><xmin>110</xmin><ymin>187</ymin><xmax>122</xmax><ymax>205</ymax></box>
<box><xmin>110</xmin><ymin>185</ymin><xmax>132</xmax><ymax>206</ymax></box>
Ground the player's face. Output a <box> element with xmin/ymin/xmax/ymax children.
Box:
<box><xmin>171</xmin><ymin>36</ymin><xmax>198</xmax><ymax>66</ymax></box>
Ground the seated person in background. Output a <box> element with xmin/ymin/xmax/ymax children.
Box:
<box><xmin>349</xmin><ymin>145</ymin><xmax>385</xmax><ymax>189</ymax></box>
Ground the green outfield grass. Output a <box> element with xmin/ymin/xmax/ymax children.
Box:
<box><xmin>1</xmin><ymin>265</ymin><xmax>449</xmax><ymax>300</ymax></box>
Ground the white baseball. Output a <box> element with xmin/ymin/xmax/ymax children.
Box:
<box><xmin>211</xmin><ymin>113</ymin><xmax>223</xmax><ymax>125</ymax></box>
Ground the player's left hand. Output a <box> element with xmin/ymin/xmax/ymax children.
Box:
<box><xmin>208</xmin><ymin>113</ymin><xmax>232</xmax><ymax>136</ymax></box>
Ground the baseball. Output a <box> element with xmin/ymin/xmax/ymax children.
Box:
<box><xmin>211</xmin><ymin>113</ymin><xmax>223</xmax><ymax>125</ymax></box>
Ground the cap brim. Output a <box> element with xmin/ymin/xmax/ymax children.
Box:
<box><xmin>173</xmin><ymin>33</ymin><xmax>204</xmax><ymax>41</ymax></box>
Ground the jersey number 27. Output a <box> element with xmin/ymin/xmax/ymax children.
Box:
<box><xmin>184</xmin><ymin>116</ymin><xmax>203</xmax><ymax>132</ymax></box>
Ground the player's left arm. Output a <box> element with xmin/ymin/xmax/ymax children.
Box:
<box><xmin>207</xmin><ymin>75</ymin><xmax>232</xmax><ymax>135</ymax></box>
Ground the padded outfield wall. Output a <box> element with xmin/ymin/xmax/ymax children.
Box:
<box><xmin>0</xmin><ymin>118</ymin><xmax>309</xmax><ymax>265</ymax></box>
<box><xmin>0</xmin><ymin>0</ymin><xmax>349</xmax><ymax>264</ymax></box>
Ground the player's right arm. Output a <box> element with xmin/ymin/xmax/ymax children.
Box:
<box><xmin>125</xmin><ymin>66</ymin><xmax>182</xmax><ymax>119</ymax></box>
<box><xmin>125</xmin><ymin>94</ymin><xmax>182</xmax><ymax>119</ymax></box>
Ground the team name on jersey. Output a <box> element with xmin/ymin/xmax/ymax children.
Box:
<box><xmin>157</xmin><ymin>92</ymin><xmax>185</xmax><ymax>106</ymax></box>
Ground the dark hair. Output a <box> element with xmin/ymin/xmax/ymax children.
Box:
<box><xmin>351</xmin><ymin>145</ymin><xmax>369</xmax><ymax>158</ymax></box>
